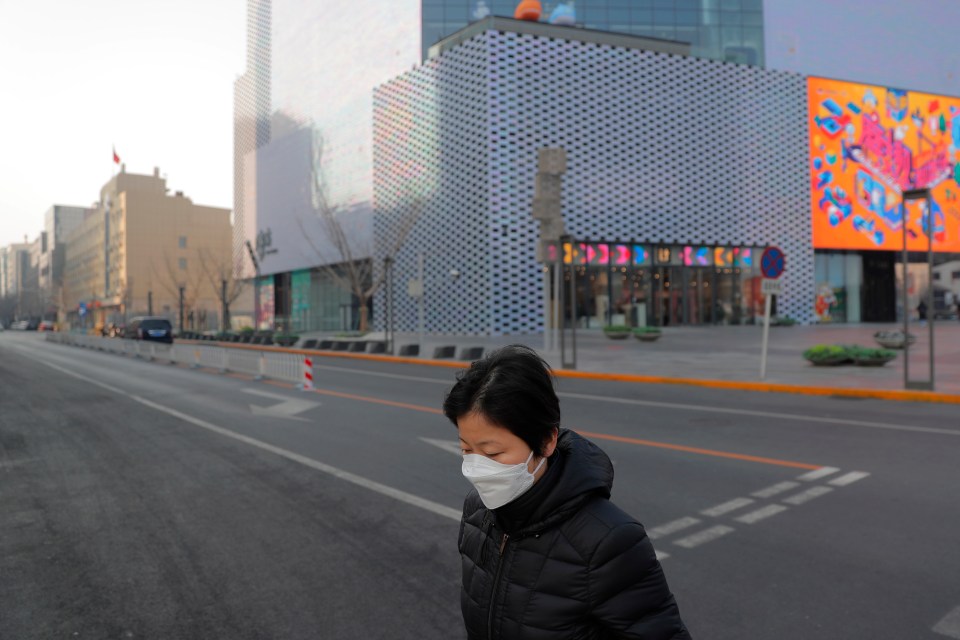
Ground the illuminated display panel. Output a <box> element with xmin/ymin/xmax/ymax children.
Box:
<box><xmin>808</xmin><ymin>77</ymin><xmax>960</xmax><ymax>252</ymax></box>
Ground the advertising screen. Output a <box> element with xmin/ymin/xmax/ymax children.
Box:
<box><xmin>808</xmin><ymin>77</ymin><xmax>960</xmax><ymax>252</ymax></box>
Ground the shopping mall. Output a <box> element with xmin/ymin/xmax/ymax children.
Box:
<box><xmin>236</xmin><ymin>2</ymin><xmax>960</xmax><ymax>335</ymax></box>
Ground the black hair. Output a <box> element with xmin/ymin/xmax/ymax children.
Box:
<box><xmin>442</xmin><ymin>344</ymin><xmax>560</xmax><ymax>456</ymax></box>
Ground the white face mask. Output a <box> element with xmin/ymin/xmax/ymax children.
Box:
<box><xmin>462</xmin><ymin>450</ymin><xmax>546</xmax><ymax>510</ymax></box>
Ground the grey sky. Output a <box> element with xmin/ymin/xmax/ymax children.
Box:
<box><xmin>0</xmin><ymin>0</ymin><xmax>245</xmax><ymax>247</ymax></box>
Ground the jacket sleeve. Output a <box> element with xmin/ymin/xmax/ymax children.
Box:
<box><xmin>587</xmin><ymin>522</ymin><xmax>691</xmax><ymax>639</ymax></box>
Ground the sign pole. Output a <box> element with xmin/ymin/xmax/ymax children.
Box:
<box><xmin>760</xmin><ymin>293</ymin><xmax>772</xmax><ymax>379</ymax></box>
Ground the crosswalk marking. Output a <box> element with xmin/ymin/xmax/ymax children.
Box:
<box><xmin>701</xmin><ymin>497</ymin><xmax>755</xmax><ymax>517</ymax></box>
<box><xmin>828</xmin><ymin>471</ymin><xmax>870</xmax><ymax>486</ymax></box>
<box><xmin>797</xmin><ymin>466</ymin><xmax>840</xmax><ymax>481</ymax></box>
<box><xmin>751</xmin><ymin>481</ymin><xmax>800</xmax><ymax>498</ymax></box>
<box><xmin>674</xmin><ymin>525</ymin><xmax>735</xmax><ymax>549</ymax></box>
<box><xmin>647</xmin><ymin>517</ymin><xmax>701</xmax><ymax>540</ymax></box>
<box><xmin>783</xmin><ymin>486</ymin><xmax>834</xmax><ymax>505</ymax></box>
<box><xmin>735</xmin><ymin>504</ymin><xmax>789</xmax><ymax>524</ymax></box>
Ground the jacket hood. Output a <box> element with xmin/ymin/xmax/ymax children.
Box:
<box><xmin>499</xmin><ymin>429</ymin><xmax>614</xmax><ymax>536</ymax></box>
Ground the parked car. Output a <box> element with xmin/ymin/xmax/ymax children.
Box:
<box><xmin>37</xmin><ymin>321</ymin><xmax>56</xmax><ymax>332</ymax></box>
<box><xmin>124</xmin><ymin>316</ymin><xmax>174</xmax><ymax>343</ymax></box>
<box><xmin>11</xmin><ymin>320</ymin><xmax>29</xmax><ymax>330</ymax></box>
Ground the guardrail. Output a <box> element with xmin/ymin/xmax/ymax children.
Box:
<box><xmin>45</xmin><ymin>333</ymin><xmax>309</xmax><ymax>387</ymax></box>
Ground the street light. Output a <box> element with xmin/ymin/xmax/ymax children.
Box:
<box><xmin>901</xmin><ymin>188</ymin><xmax>935</xmax><ymax>391</ymax></box>
<box><xmin>245</xmin><ymin>240</ymin><xmax>261</xmax><ymax>330</ymax></box>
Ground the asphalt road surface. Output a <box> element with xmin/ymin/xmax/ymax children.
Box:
<box><xmin>2</xmin><ymin>332</ymin><xmax>959</xmax><ymax>639</ymax></box>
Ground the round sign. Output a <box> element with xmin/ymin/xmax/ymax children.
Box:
<box><xmin>760</xmin><ymin>247</ymin><xmax>786</xmax><ymax>279</ymax></box>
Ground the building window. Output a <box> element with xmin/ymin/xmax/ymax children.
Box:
<box><xmin>933</xmin><ymin>272</ymin><xmax>941</xmax><ymax>281</ymax></box>
<box><xmin>179</xmin><ymin>258</ymin><xmax>187</xmax><ymax>270</ymax></box>
<box><xmin>179</xmin><ymin>236</ymin><xmax>187</xmax><ymax>248</ymax></box>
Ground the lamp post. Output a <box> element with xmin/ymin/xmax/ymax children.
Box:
<box><xmin>901</xmin><ymin>188</ymin><xmax>935</xmax><ymax>390</ymax></box>
<box><xmin>245</xmin><ymin>240</ymin><xmax>261</xmax><ymax>330</ymax></box>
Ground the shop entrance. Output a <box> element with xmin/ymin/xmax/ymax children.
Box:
<box><xmin>862</xmin><ymin>251</ymin><xmax>896</xmax><ymax>322</ymax></box>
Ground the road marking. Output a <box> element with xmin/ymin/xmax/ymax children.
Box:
<box><xmin>934</xmin><ymin>605</ymin><xmax>960</xmax><ymax>638</ymax></box>
<box><xmin>646</xmin><ymin>517</ymin><xmax>701</xmax><ymax>540</ymax></box>
<box><xmin>828</xmin><ymin>471</ymin><xmax>870</xmax><ymax>486</ymax></box>
<box><xmin>558</xmin><ymin>391</ymin><xmax>960</xmax><ymax>437</ymax></box>
<box><xmin>577</xmin><ymin>430</ymin><xmax>820</xmax><ymax>469</ymax></box>
<box><xmin>674</xmin><ymin>525</ymin><xmax>735</xmax><ymax>549</ymax></box>
<box><xmin>25</xmin><ymin>356</ymin><xmax>463</xmax><ymax>523</ymax></box>
<box><xmin>421</xmin><ymin>437</ymin><xmax>464</xmax><ymax>456</ymax></box>
<box><xmin>797</xmin><ymin>466</ymin><xmax>840</xmax><ymax>481</ymax></box>
<box><xmin>701</xmin><ymin>497</ymin><xmax>755</xmax><ymax>517</ymax></box>
<box><xmin>242</xmin><ymin>389</ymin><xmax>321</xmax><ymax>421</ymax></box>
<box><xmin>735</xmin><ymin>504</ymin><xmax>789</xmax><ymax>524</ymax></box>
<box><xmin>782</xmin><ymin>486</ymin><xmax>834</xmax><ymax>505</ymax></box>
<box><xmin>751</xmin><ymin>481</ymin><xmax>800</xmax><ymax>498</ymax></box>
<box><xmin>275</xmin><ymin>364</ymin><xmax>960</xmax><ymax>438</ymax></box>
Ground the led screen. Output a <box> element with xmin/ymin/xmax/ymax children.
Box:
<box><xmin>808</xmin><ymin>77</ymin><xmax>960</xmax><ymax>252</ymax></box>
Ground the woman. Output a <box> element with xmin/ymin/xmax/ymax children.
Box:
<box><xmin>443</xmin><ymin>344</ymin><xmax>691</xmax><ymax>639</ymax></box>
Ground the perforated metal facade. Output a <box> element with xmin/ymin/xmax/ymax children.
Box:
<box><xmin>374</xmin><ymin>24</ymin><xmax>812</xmax><ymax>335</ymax></box>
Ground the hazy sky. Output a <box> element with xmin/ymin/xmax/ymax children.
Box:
<box><xmin>0</xmin><ymin>0</ymin><xmax>245</xmax><ymax>248</ymax></box>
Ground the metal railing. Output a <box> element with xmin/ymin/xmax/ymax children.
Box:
<box><xmin>45</xmin><ymin>333</ymin><xmax>308</xmax><ymax>386</ymax></box>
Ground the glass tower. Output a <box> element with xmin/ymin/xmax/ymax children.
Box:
<box><xmin>423</xmin><ymin>0</ymin><xmax>764</xmax><ymax>65</ymax></box>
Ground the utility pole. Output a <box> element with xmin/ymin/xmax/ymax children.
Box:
<box><xmin>531</xmin><ymin>147</ymin><xmax>568</xmax><ymax>356</ymax></box>
<box><xmin>245</xmin><ymin>240</ymin><xmax>261</xmax><ymax>330</ymax></box>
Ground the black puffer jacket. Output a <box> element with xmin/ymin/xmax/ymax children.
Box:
<box><xmin>458</xmin><ymin>430</ymin><xmax>691</xmax><ymax>639</ymax></box>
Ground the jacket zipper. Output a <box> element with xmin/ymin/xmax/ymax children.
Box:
<box><xmin>487</xmin><ymin>532</ymin><xmax>509</xmax><ymax>640</ymax></box>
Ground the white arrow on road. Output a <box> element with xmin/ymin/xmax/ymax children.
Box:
<box><xmin>420</xmin><ymin>437</ymin><xmax>463</xmax><ymax>456</ymax></box>
<box><xmin>243</xmin><ymin>388</ymin><xmax>320</xmax><ymax>421</ymax></box>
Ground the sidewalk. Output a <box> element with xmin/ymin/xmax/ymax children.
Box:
<box><xmin>300</xmin><ymin>323</ymin><xmax>960</xmax><ymax>397</ymax></box>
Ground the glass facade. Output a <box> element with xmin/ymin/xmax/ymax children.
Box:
<box><xmin>548</xmin><ymin>241</ymin><xmax>767</xmax><ymax>328</ymax></box>
<box><xmin>423</xmin><ymin>0</ymin><xmax>764</xmax><ymax>65</ymax></box>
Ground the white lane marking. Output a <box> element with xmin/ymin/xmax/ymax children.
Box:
<box><xmin>242</xmin><ymin>388</ymin><xmax>300</xmax><ymax>401</ymax></box>
<box><xmin>782</xmin><ymin>486</ymin><xmax>834</xmax><ymax>505</ymax></box>
<box><xmin>28</xmin><ymin>356</ymin><xmax>462</xmax><ymax>523</ymax></box>
<box><xmin>288</xmin><ymin>364</ymin><xmax>960</xmax><ymax>438</ymax></box>
<box><xmin>735</xmin><ymin>504</ymin><xmax>789</xmax><ymax>524</ymax></box>
<box><xmin>751</xmin><ymin>481</ymin><xmax>800</xmax><ymax>498</ymax></box>
<box><xmin>654</xmin><ymin>550</ymin><xmax>670</xmax><ymax>561</ymax></box>
<box><xmin>421</xmin><ymin>437</ymin><xmax>464</xmax><ymax>456</ymax></box>
<box><xmin>701</xmin><ymin>497</ymin><xmax>755</xmax><ymax>517</ymax></box>
<box><xmin>934</xmin><ymin>605</ymin><xmax>960</xmax><ymax>638</ymax></box>
<box><xmin>557</xmin><ymin>391</ymin><xmax>960</xmax><ymax>437</ymax></box>
<box><xmin>646</xmin><ymin>517</ymin><xmax>701</xmax><ymax>540</ymax></box>
<box><xmin>828</xmin><ymin>471</ymin><xmax>870</xmax><ymax>486</ymax></box>
<box><xmin>673</xmin><ymin>525</ymin><xmax>735</xmax><ymax>549</ymax></box>
<box><xmin>797</xmin><ymin>466</ymin><xmax>840</xmax><ymax>481</ymax></box>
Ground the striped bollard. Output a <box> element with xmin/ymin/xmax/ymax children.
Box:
<box><xmin>302</xmin><ymin>355</ymin><xmax>314</xmax><ymax>391</ymax></box>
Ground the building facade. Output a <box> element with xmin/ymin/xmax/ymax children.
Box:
<box><xmin>236</xmin><ymin>0</ymin><xmax>769</xmax><ymax>333</ymax></box>
<box><xmin>374</xmin><ymin>18</ymin><xmax>809</xmax><ymax>335</ymax></box>
<box><xmin>63</xmin><ymin>167</ymin><xmax>234</xmax><ymax>332</ymax></box>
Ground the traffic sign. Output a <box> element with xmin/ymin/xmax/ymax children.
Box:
<box><xmin>761</xmin><ymin>279</ymin><xmax>783</xmax><ymax>296</ymax></box>
<box><xmin>760</xmin><ymin>246</ymin><xmax>785</xmax><ymax>279</ymax></box>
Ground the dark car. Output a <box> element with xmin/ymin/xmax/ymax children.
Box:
<box><xmin>125</xmin><ymin>316</ymin><xmax>174</xmax><ymax>343</ymax></box>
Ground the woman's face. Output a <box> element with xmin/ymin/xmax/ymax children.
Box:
<box><xmin>458</xmin><ymin>411</ymin><xmax>557</xmax><ymax>476</ymax></box>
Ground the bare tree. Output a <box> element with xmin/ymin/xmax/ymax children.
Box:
<box><xmin>151</xmin><ymin>252</ymin><xmax>207</xmax><ymax>329</ymax></box>
<box><xmin>198</xmin><ymin>248</ymin><xmax>247</xmax><ymax>332</ymax></box>
<box><xmin>300</xmin><ymin>131</ymin><xmax>429</xmax><ymax>332</ymax></box>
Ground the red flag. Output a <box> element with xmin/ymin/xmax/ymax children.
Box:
<box><xmin>113</xmin><ymin>146</ymin><xmax>120</xmax><ymax>164</ymax></box>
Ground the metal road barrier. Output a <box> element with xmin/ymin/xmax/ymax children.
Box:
<box><xmin>45</xmin><ymin>333</ymin><xmax>308</xmax><ymax>386</ymax></box>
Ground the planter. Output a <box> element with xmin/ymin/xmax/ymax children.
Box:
<box><xmin>807</xmin><ymin>356</ymin><xmax>853</xmax><ymax>366</ymax></box>
<box><xmin>854</xmin><ymin>356</ymin><xmax>896</xmax><ymax>367</ymax></box>
<box><xmin>603</xmin><ymin>331</ymin><xmax>630</xmax><ymax>340</ymax></box>
<box><xmin>274</xmin><ymin>336</ymin><xmax>299</xmax><ymax>347</ymax></box>
<box><xmin>633</xmin><ymin>332</ymin><xmax>661</xmax><ymax>342</ymax></box>
<box><xmin>873</xmin><ymin>331</ymin><xmax>915</xmax><ymax>350</ymax></box>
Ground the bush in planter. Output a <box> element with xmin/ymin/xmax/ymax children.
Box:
<box><xmin>632</xmin><ymin>326</ymin><xmax>662</xmax><ymax>341</ymax></box>
<box><xmin>873</xmin><ymin>330</ymin><xmax>915</xmax><ymax>349</ymax></box>
<box><xmin>847</xmin><ymin>346</ymin><xmax>897</xmax><ymax>367</ymax></box>
<box><xmin>602</xmin><ymin>325</ymin><xmax>631</xmax><ymax>339</ymax></box>
<box><xmin>334</xmin><ymin>330</ymin><xmax>368</xmax><ymax>338</ymax></box>
<box><xmin>802</xmin><ymin>344</ymin><xmax>853</xmax><ymax>366</ymax></box>
<box><xmin>771</xmin><ymin>315</ymin><xmax>797</xmax><ymax>327</ymax></box>
<box><xmin>274</xmin><ymin>334</ymin><xmax>300</xmax><ymax>347</ymax></box>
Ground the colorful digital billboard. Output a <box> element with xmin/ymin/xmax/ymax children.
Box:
<box><xmin>808</xmin><ymin>77</ymin><xmax>960</xmax><ymax>252</ymax></box>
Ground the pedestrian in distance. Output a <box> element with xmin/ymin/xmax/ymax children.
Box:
<box><xmin>443</xmin><ymin>344</ymin><xmax>691</xmax><ymax>639</ymax></box>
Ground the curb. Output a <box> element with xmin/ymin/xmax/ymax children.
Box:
<box><xmin>183</xmin><ymin>340</ymin><xmax>960</xmax><ymax>405</ymax></box>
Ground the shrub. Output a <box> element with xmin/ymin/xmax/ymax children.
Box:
<box><xmin>802</xmin><ymin>344</ymin><xmax>852</xmax><ymax>364</ymax></box>
<box><xmin>632</xmin><ymin>326</ymin><xmax>662</xmax><ymax>334</ymax></box>
<box><xmin>603</xmin><ymin>325</ymin><xmax>631</xmax><ymax>332</ymax></box>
